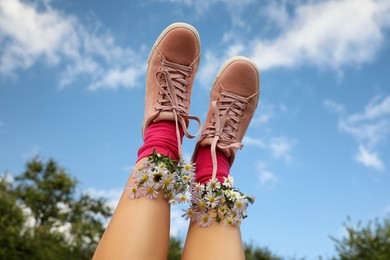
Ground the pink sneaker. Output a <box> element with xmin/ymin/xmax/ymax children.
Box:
<box><xmin>143</xmin><ymin>22</ymin><xmax>202</xmax><ymax>159</ymax></box>
<box><xmin>193</xmin><ymin>56</ymin><xmax>260</xmax><ymax>178</ymax></box>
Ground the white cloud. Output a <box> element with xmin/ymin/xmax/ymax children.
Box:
<box><xmin>355</xmin><ymin>145</ymin><xmax>385</xmax><ymax>171</ymax></box>
<box><xmin>256</xmin><ymin>162</ymin><xmax>278</xmax><ymax>186</ymax></box>
<box><xmin>156</xmin><ymin>0</ymin><xmax>390</xmax><ymax>87</ymax></box>
<box><xmin>269</xmin><ymin>136</ymin><xmax>295</xmax><ymax>161</ymax></box>
<box><xmin>0</xmin><ymin>0</ymin><xmax>145</xmax><ymax>90</ymax></box>
<box><xmin>253</xmin><ymin>102</ymin><xmax>275</xmax><ymax>124</ymax></box>
<box><xmin>86</xmin><ymin>187</ymin><xmax>123</xmax><ymax>211</ymax></box>
<box><xmin>254</xmin><ymin>113</ymin><xmax>273</xmax><ymax>124</ymax></box>
<box><xmin>88</xmin><ymin>66</ymin><xmax>146</xmax><ymax>91</ymax></box>
<box><xmin>197</xmin><ymin>51</ymin><xmax>223</xmax><ymax>90</ymax></box>
<box><xmin>339</xmin><ymin>95</ymin><xmax>390</xmax><ymax>146</ymax></box>
<box><xmin>157</xmin><ymin>0</ymin><xmax>254</xmax><ymax>19</ymax></box>
<box><xmin>242</xmin><ymin>136</ymin><xmax>266</xmax><ymax>148</ymax></box>
<box><xmin>243</xmin><ymin>135</ymin><xmax>296</xmax><ymax>162</ymax></box>
<box><xmin>251</xmin><ymin>0</ymin><xmax>390</xmax><ymax>71</ymax></box>
<box><xmin>339</xmin><ymin>117</ymin><xmax>389</xmax><ymax>147</ymax></box>
<box><xmin>324</xmin><ymin>99</ymin><xmax>345</xmax><ymax>114</ymax></box>
<box><xmin>258</xmin><ymin>170</ymin><xmax>278</xmax><ymax>186</ymax></box>
<box><xmin>325</xmin><ymin>95</ymin><xmax>390</xmax><ymax>171</ymax></box>
<box><xmin>347</xmin><ymin>95</ymin><xmax>390</xmax><ymax>124</ymax></box>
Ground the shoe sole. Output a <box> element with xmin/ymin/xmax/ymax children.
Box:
<box><xmin>147</xmin><ymin>22</ymin><xmax>201</xmax><ymax>65</ymax></box>
<box><xmin>210</xmin><ymin>56</ymin><xmax>260</xmax><ymax>107</ymax></box>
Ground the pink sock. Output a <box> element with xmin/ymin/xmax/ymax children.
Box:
<box><xmin>137</xmin><ymin>121</ymin><xmax>184</xmax><ymax>162</ymax></box>
<box><xmin>195</xmin><ymin>146</ymin><xmax>231</xmax><ymax>184</ymax></box>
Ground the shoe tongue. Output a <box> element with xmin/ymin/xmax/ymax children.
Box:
<box><xmin>154</xmin><ymin>111</ymin><xmax>175</xmax><ymax>123</ymax></box>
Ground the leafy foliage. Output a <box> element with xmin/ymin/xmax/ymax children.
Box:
<box><xmin>168</xmin><ymin>236</ymin><xmax>183</xmax><ymax>260</ymax></box>
<box><xmin>0</xmin><ymin>157</ymin><xmax>112</xmax><ymax>259</ymax></box>
<box><xmin>331</xmin><ymin>216</ymin><xmax>390</xmax><ymax>260</ymax></box>
<box><xmin>244</xmin><ymin>243</ymin><xmax>283</xmax><ymax>260</ymax></box>
<box><xmin>3</xmin><ymin>156</ymin><xmax>390</xmax><ymax>259</ymax></box>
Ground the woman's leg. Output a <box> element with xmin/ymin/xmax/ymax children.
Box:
<box><xmin>93</xmin><ymin>158</ymin><xmax>170</xmax><ymax>260</ymax></box>
<box><xmin>183</xmin><ymin>216</ymin><xmax>245</xmax><ymax>259</ymax></box>
<box><xmin>182</xmin><ymin>56</ymin><xmax>260</xmax><ymax>260</ymax></box>
<box><xmin>93</xmin><ymin>22</ymin><xmax>201</xmax><ymax>259</ymax></box>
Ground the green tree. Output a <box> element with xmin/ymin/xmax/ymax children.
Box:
<box><xmin>0</xmin><ymin>176</ymin><xmax>26</xmax><ymax>259</ymax></box>
<box><xmin>331</xmin><ymin>216</ymin><xmax>390</xmax><ymax>260</ymax></box>
<box><xmin>168</xmin><ymin>236</ymin><xmax>183</xmax><ymax>260</ymax></box>
<box><xmin>244</xmin><ymin>243</ymin><xmax>283</xmax><ymax>260</ymax></box>
<box><xmin>0</xmin><ymin>157</ymin><xmax>112</xmax><ymax>259</ymax></box>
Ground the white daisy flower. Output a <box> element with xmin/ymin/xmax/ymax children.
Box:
<box><xmin>157</xmin><ymin>162</ymin><xmax>166</xmax><ymax>171</ymax></box>
<box><xmin>140</xmin><ymin>182</ymin><xmax>158</xmax><ymax>199</ymax></box>
<box><xmin>196</xmin><ymin>200</ymin><xmax>207</xmax><ymax>212</ymax></box>
<box><xmin>182</xmin><ymin>208</ymin><xmax>196</xmax><ymax>221</ymax></box>
<box><xmin>207</xmin><ymin>178</ymin><xmax>221</xmax><ymax>191</ymax></box>
<box><xmin>235</xmin><ymin>199</ymin><xmax>246</xmax><ymax>210</ymax></box>
<box><xmin>223</xmin><ymin>176</ymin><xmax>234</xmax><ymax>188</ymax></box>
<box><xmin>182</xmin><ymin>161</ymin><xmax>195</xmax><ymax>174</ymax></box>
<box><xmin>205</xmin><ymin>191</ymin><xmax>219</xmax><ymax>208</ymax></box>
<box><xmin>139</xmin><ymin>172</ymin><xmax>150</xmax><ymax>183</ymax></box>
<box><xmin>199</xmin><ymin>213</ymin><xmax>212</xmax><ymax>227</ymax></box>
<box><xmin>181</xmin><ymin>174</ymin><xmax>192</xmax><ymax>185</ymax></box>
<box><xmin>142</xmin><ymin>159</ymin><xmax>154</xmax><ymax>170</ymax></box>
<box><xmin>127</xmin><ymin>186</ymin><xmax>139</xmax><ymax>199</ymax></box>
<box><xmin>160</xmin><ymin>172</ymin><xmax>175</xmax><ymax>190</ymax></box>
<box><xmin>223</xmin><ymin>216</ymin><xmax>235</xmax><ymax>226</ymax></box>
<box><xmin>176</xmin><ymin>193</ymin><xmax>190</xmax><ymax>204</ymax></box>
<box><xmin>193</xmin><ymin>183</ymin><xmax>205</xmax><ymax>192</ymax></box>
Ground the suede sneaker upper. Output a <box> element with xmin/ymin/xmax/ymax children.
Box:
<box><xmin>143</xmin><ymin>22</ymin><xmax>202</xmax><ymax>159</ymax></box>
<box><xmin>193</xmin><ymin>56</ymin><xmax>260</xmax><ymax>179</ymax></box>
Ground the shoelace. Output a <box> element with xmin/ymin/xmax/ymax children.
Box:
<box><xmin>202</xmin><ymin>89</ymin><xmax>258</xmax><ymax>179</ymax></box>
<box><xmin>155</xmin><ymin>58</ymin><xmax>201</xmax><ymax>160</ymax></box>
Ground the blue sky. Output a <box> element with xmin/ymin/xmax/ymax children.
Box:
<box><xmin>1</xmin><ymin>0</ymin><xmax>390</xmax><ymax>258</ymax></box>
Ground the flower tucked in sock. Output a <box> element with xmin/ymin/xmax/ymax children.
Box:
<box><xmin>129</xmin><ymin>151</ymin><xmax>195</xmax><ymax>203</ymax></box>
<box><xmin>138</xmin><ymin>121</ymin><xmax>184</xmax><ymax>162</ymax></box>
<box><xmin>182</xmin><ymin>146</ymin><xmax>255</xmax><ymax>227</ymax></box>
<box><xmin>128</xmin><ymin>151</ymin><xmax>255</xmax><ymax>227</ymax></box>
<box><xmin>130</xmin><ymin>123</ymin><xmax>255</xmax><ymax>227</ymax></box>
